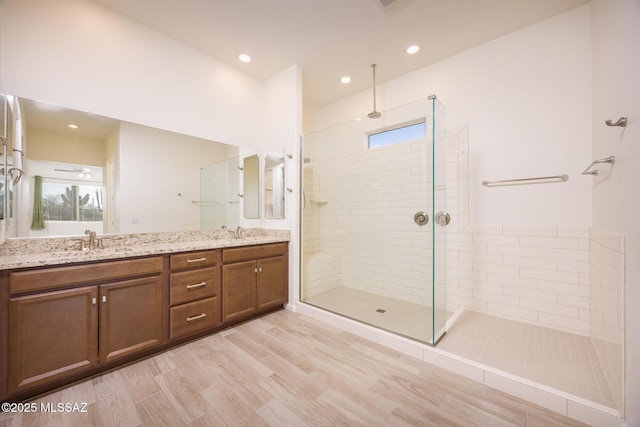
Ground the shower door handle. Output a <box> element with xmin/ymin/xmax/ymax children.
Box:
<box><xmin>435</xmin><ymin>211</ymin><xmax>450</xmax><ymax>226</ymax></box>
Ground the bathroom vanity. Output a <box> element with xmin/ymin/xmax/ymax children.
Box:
<box><xmin>0</xmin><ymin>229</ymin><xmax>289</xmax><ymax>402</ymax></box>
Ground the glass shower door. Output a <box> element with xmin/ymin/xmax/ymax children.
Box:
<box><xmin>301</xmin><ymin>97</ymin><xmax>447</xmax><ymax>345</ymax></box>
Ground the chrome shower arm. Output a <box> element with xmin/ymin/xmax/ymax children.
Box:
<box><xmin>581</xmin><ymin>156</ymin><xmax>615</xmax><ymax>176</ymax></box>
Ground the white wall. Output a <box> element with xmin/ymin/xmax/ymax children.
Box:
<box><xmin>262</xmin><ymin>65</ymin><xmax>302</xmax><ymax>230</ymax></box>
<box><xmin>591</xmin><ymin>1</ymin><xmax>640</xmax><ymax>424</ymax></box>
<box><xmin>306</xmin><ymin>5</ymin><xmax>593</xmax><ymax>227</ymax></box>
<box><xmin>0</xmin><ymin>0</ymin><xmax>263</xmax><ymax>150</ymax></box>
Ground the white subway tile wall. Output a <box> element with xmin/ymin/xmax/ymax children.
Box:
<box><xmin>445</xmin><ymin>225</ymin><xmax>592</xmax><ymax>335</ymax></box>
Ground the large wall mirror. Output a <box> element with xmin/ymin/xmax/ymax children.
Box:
<box><xmin>1</xmin><ymin>92</ymin><xmax>7</xmax><ymax>222</ymax></box>
<box><xmin>2</xmin><ymin>96</ymin><xmax>246</xmax><ymax>239</ymax></box>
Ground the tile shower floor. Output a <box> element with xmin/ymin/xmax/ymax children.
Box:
<box><xmin>304</xmin><ymin>286</ymin><xmax>444</xmax><ymax>343</ymax></box>
<box><xmin>304</xmin><ymin>286</ymin><xmax>617</xmax><ymax>411</ymax></box>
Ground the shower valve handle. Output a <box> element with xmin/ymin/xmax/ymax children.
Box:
<box><xmin>414</xmin><ymin>211</ymin><xmax>429</xmax><ymax>226</ymax></box>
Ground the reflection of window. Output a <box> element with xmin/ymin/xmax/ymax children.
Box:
<box><xmin>0</xmin><ymin>182</ymin><xmax>10</xmax><ymax>221</ymax></box>
<box><xmin>367</xmin><ymin>120</ymin><xmax>426</xmax><ymax>149</ymax></box>
<box><xmin>42</xmin><ymin>180</ymin><xmax>104</xmax><ymax>222</ymax></box>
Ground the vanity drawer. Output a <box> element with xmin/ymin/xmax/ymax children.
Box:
<box><xmin>169</xmin><ymin>267</ymin><xmax>218</xmax><ymax>306</ymax></box>
<box><xmin>222</xmin><ymin>243</ymin><xmax>287</xmax><ymax>264</ymax></box>
<box><xmin>10</xmin><ymin>256</ymin><xmax>163</xmax><ymax>295</ymax></box>
<box><xmin>169</xmin><ymin>297</ymin><xmax>219</xmax><ymax>339</ymax></box>
<box><xmin>170</xmin><ymin>250</ymin><xmax>218</xmax><ymax>271</ymax></box>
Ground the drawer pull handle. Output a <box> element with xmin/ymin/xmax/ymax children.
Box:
<box><xmin>186</xmin><ymin>257</ymin><xmax>207</xmax><ymax>263</ymax></box>
<box><xmin>186</xmin><ymin>281</ymin><xmax>207</xmax><ymax>289</ymax></box>
<box><xmin>186</xmin><ymin>313</ymin><xmax>207</xmax><ymax>322</ymax></box>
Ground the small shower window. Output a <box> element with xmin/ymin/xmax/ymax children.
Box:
<box><xmin>367</xmin><ymin>120</ymin><xmax>426</xmax><ymax>149</ymax></box>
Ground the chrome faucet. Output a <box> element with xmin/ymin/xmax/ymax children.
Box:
<box><xmin>84</xmin><ymin>229</ymin><xmax>97</xmax><ymax>250</ymax></box>
<box><xmin>220</xmin><ymin>225</ymin><xmax>245</xmax><ymax>239</ymax></box>
<box><xmin>220</xmin><ymin>225</ymin><xmax>236</xmax><ymax>239</ymax></box>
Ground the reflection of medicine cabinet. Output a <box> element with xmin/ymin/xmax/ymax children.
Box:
<box><xmin>264</xmin><ymin>148</ymin><xmax>285</xmax><ymax>219</ymax></box>
<box><xmin>242</xmin><ymin>153</ymin><xmax>260</xmax><ymax>219</ymax></box>
<box><xmin>239</xmin><ymin>147</ymin><xmax>287</xmax><ymax>221</ymax></box>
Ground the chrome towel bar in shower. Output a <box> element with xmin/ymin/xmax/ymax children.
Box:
<box><xmin>581</xmin><ymin>156</ymin><xmax>615</xmax><ymax>176</ymax></box>
<box><xmin>482</xmin><ymin>174</ymin><xmax>569</xmax><ymax>187</ymax></box>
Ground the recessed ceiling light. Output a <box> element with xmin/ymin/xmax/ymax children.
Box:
<box><xmin>68</xmin><ymin>124</ymin><xmax>78</xmax><ymax>129</ymax></box>
<box><xmin>406</xmin><ymin>45</ymin><xmax>420</xmax><ymax>55</ymax></box>
<box><xmin>340</xmin><ymin>76</ymin><xmax>351</xmax><ymax>84</ymax></box>
<box><xmin>239</xmin><ymin>54</ymin><xmax>251</xmax><ymax>63</ymax></box>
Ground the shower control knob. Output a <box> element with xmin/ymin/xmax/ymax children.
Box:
<box><xmin>414</xmin><ymin>211</ymin><xmax>429</xmax><ymax>226</ymax></box>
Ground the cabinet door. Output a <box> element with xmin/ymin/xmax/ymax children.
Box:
<box><xmin>8</xmin><ymin>287</ymin><xmax>98</xmax><ymax>394</ymax></box>
<box><xmin>221</xmin><ymin>260</ymin><xmax>257</xmax><ymax>322</ymax></box>
<box><xmin>257</xmin><ymin>256</ymin><xmax>287</xmax><ymax>310</ymax></box>
<box><xmin>99</xmin><ymin>276</ymin><xmax>164</xmax><ymax>363</ymax></box>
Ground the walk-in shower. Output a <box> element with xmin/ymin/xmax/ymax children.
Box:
<box><xmin>300</xmin><ymin>96</ymin><xmax>448</xmax><ymax>345</ymax></box>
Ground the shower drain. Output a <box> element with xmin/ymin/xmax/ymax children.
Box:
<box><xmin>376</xmin><ymin>309</ymin><xmax>386</xmax><ymax>313</ymax></box>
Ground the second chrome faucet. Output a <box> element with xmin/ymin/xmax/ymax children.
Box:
<box><xmin>82</xmin><ymin>229</ymin><xmax>103</xmax><ymax>250</ymax></box>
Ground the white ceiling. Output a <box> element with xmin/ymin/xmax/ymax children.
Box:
<box><xmin>93</xmin><ymin>0</ymin><xmax>587</xmax><ymax>108</ymax></box>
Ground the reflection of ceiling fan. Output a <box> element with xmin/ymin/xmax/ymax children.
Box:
<box><xmin>54</xmin><ymin>167</ymin><xmax>92</xmax><ymax>179</ymax></box>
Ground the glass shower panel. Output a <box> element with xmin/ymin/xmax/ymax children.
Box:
<box><xmin>301</xmin><ymin>97</ymin><xmax>447</xmax><ymax>345</ymax></box>
<box><xmin>431</xmin><ymin>97</ymin><xmax>447</xmax><ymax>345</ymax></box>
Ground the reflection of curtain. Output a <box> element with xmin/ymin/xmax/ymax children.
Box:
<box><xmin>31</xmin><ymin>175</ymin><xmax>45</xmax><ymax>230</ymax></box>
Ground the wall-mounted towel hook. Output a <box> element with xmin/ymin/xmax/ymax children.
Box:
<box><xmin>605</xmin><ymin>117</ymin><xmax>627</xmax><ymax>127</ymax></box>
<box><xmin>286</xmin><ymin>153</ymin><xmax>293</xmax><ymax>159</ymax></box>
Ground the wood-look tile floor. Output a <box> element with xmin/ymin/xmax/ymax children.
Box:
<box><xmin>0</xmin><ymin>310</ymin><xmax>589</xmax><ymax>427</ymax></box>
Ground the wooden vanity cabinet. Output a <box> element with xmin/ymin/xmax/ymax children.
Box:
<box><xmin>5</xmin><ymin>256</ymin><xmax>164</xmax><ymax>396</ymax></box>
<box><xmin>221</xmin><ymin>243</ymin><xmax>288</xmax><ymax>323</ymax></box>
<box><xmin>0</xmin><ymin>241</ymin><xmax>288</xmax><ymax>401</ymax></box>
<box><xmin>168</xmin><ymin>250</ymin><xmax>221</xmax><ymax>340</ymax></box>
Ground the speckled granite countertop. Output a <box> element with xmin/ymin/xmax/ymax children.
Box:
<box><xmin>0</xmin><ymin>228</ymin><xmax>290</xmax><ymax>270</ymax></box>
